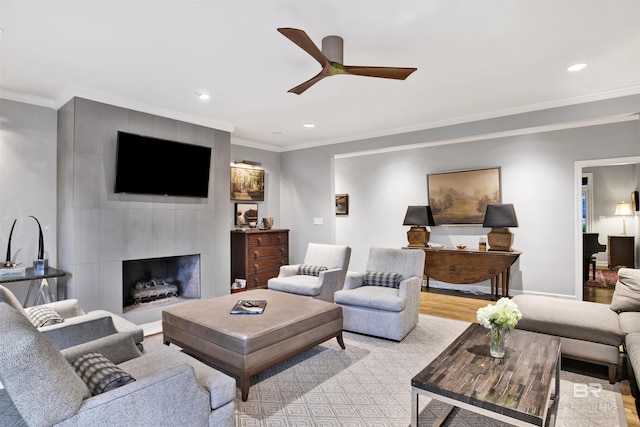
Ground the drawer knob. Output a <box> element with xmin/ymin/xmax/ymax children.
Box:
<box><xmin>253</xmin><ymin>251</ymin><xmax>259</xmax><ymax>259</ymax></box>
<box><xmin>256</xmin><ymin>237</ymin><xmax>262</xmax><ymax>245</ymax></box>
<box><xmin>253</xmin><ymin>264</ymin><xmax>259</xmax><ymax>273</ymax></box>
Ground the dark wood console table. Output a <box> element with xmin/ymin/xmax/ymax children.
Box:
<box><xmin>410</xmin><ymin>247</ymin><xmax>521</xmax><ymax>298</ymax></box>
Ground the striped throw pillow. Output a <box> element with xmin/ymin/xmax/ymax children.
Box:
<box><xmin>298</xmin><ymin>264</ymin><xmax>328</xmax><ymax>276</ymax></box>
<box><xmin>363</xmin><ymin>272</ymin><xmax>404</xmax><ymax>288</ymax></box>
<box><xmin>71</xmin><ymin>352</ymin><xmax>136</xmax><ymax>395</ymax></box>
<box><xmin>25</xmin><ymin>305</ymin><xmax>64</xmax><ymax>328</ymax></box>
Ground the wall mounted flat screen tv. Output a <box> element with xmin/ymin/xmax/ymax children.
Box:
<box><xmin>114</xmin><ymin>131</ymin><xmax>212</xmax><ymax>198</ymax></box>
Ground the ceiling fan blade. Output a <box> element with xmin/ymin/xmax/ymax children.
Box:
<box><xmin>288</xmin><ymin>69</ymin><xmax>330</xmax><ymax>95</ymax></box>
<box><xmin>342</xmin><ymin>66</ymin><xmax>417</xmax><ymax>80</ymax></box>
<box><xmin>278</xmin><ymin>27</ymin><xmax>329</xmax><ymax>67</ymax></box>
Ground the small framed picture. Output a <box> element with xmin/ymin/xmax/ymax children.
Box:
<box><xmin>335</xmin><ymin>194</ymin><xmax>349</xmax><ymax>216</ymax></box>
<box><xmin>235</xmin><ymin>203</ymin><xmax>258</xmax><ymax>226</ymax></box>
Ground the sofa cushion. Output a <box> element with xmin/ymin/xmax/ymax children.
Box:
<box><xmin>26</xmin><ymin>305</ymin><xmax>64</xmax><ymax>327</ymax></box>
<box><xmin>71</xmin><ymin>352</ymin><xmax>136</xmax><ymax>395</ymax></box>
<box><xmin>619</xmin><ymin>311</ymin><xmax>640</xmax><ymax>335</ymax></box>
<box><xmin>625</xmin><ymin>333</ymin><xmax>640</xmax><ymax>381</ymax></box>
<box><xmin>364</xmin><ymin>271</ymin><xmax>403</xmax><ymax>288</ymax></box>
<box><xmin>610</xmin><ymin>268</ymin><xmax>640</xmax><ymax>312</ymax></box>
<box><xmin>0</xmin><ymin>302</ymin><xmax>89</xmax><ymax>426</ymax></box>
<box><xmin>512</xmin><ymin>294</ymin><xmax>622</xmax><ymax>347</ymax></box>
<box><xmin>298</xmin><ymin>264</ymin><xmax>328</xmax><ymax>277</ymax></box>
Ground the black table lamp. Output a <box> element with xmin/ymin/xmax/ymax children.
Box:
<box><xmin>482</xmin><ymin>204</ymin><xmax>519</xmax><ymax>251</ymax></box>
<box><xmin>403</xmin><ymin>206</ymin><xmax>436</xmax><ymax>247</ymax></box>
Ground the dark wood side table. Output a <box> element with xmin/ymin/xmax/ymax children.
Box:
<box><xmin>411</xmin><ymin>323</ymin><xmax>560</xmax><ymax>426</ymax></box>
<box><xmin>408</xmin><ymin>247</ymin><xmax>521</xmax><ymax>298</ymax></box>
<box><xmin>0</xmin><ymin>267</ymin><xmax>67</xmax><ymax>307</ymax></box>
<box><xmin>608</xmin><ymin>235</ymin><xmax>635</xmax><ymax>269</ymax></box>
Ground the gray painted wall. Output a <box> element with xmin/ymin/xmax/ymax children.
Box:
<box><xmin>230</xmin><ymin>145</ymin><xmax>281</xmax><ymax>230</ymax></box>
<box><xmin>0</xmin><ymin>99</ymin><xmax>58</xmax><ymax>302</ymax></box>
<box><xmin>279</xmin><ymin>95</ymin><xmax>640</xmax><ymax>299</ymax></box>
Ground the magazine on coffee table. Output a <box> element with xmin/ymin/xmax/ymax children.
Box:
<box><xmin>230</xmin><ymin>299</ymin><xmax>267</xmax><ymax>315</ymax></box>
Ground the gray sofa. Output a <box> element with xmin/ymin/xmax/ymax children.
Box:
<box><xmin>513</xmin><ymin>267</ymin><xmax>640</xmax><ymax>385</ymax></box>
<box><xmin>0</xmin><ymin>301</ymin><xmax>236</xmax><ymax>426</ymax></box>
<box><xmin>0</xmin><ymin>284</ymin><xmax>144</xmax><ymax>350</ymax></box>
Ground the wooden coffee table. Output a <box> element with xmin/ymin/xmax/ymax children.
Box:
<box><xmin>411</xmin><ymin>323</ymin><xmax>561</xmax><ymax>426</ymax></box>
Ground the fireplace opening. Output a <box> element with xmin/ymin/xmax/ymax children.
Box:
<box><xmin>122</xmin><ymin>254</ymin><xmax>201</xmax><ymax>313</ymax></box>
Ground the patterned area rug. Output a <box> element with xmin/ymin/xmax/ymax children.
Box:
<box><xmin>0</xmin><ymin>315</ymin><xmax>627</xmax><ymax>426</ymax></box>
<box><xmin>586</xmin><ymin>268</ymin><xmax>618</xmax><ymax>289</ymax></box>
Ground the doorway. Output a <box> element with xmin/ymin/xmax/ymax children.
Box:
<box><xmin>576</xmin><ymin>156</ymin><xmax>640</xmax><ymax>302</ymax></box>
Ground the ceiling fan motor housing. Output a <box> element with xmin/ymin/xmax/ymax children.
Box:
<box><xmin>322</xmin><ymin>36</ymin><xmax>344</xmax><ymax>63</ymax></box>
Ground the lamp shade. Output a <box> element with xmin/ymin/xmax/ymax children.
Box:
<box><xmin>403</xmin><ymin>206</ymin><xmax>436</xmax><ymax>226</ymax></box>
<box><xmin>615</xmin><ymin>202</ymin><xmax>633</xmax><ymax>216</ymax></box>
<box><xmin>482</xmin><ymin>204</ymin><xmax>519</xmax><ymax>228</ymax></box>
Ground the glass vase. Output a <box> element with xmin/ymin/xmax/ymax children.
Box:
<box><xmin>490</xmin><ymin>325</ymin><xmax>506</xmax><ymax>358</ymax></box>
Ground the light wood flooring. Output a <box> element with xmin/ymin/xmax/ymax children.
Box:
<box><xmin>419</xmin><ymin>288</ymin><xmax>639</xmax><ymax>427</ymax></box>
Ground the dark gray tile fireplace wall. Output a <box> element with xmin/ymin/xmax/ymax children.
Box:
<box><xmin>57</xmin><ymin>97</ymin><xmax>231</xmax><ymax>325</ymax></box>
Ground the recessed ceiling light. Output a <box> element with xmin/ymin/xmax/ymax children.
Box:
<box><xmin>566</xmin><ymin>63</ymin><xmax>587</xmax><ymax>72</ymax></box>
<box><xmin>303</xmin><ymin>123</ymin><xmax>315</xmax><ymax>128</ymax></box>
<box><xmin>198</xmin><ymin>92</ymin><xmax>210</xmax><ymax>101</ymax></box>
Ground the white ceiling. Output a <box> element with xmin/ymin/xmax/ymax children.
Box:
<box><xmin>1</xmin><ymin>1</ymin><xmax>639</xmax><ymax>152</ymax></box>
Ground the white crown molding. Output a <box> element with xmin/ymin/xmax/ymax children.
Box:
<box><xmin>0</xmin><ymin>89</ymin><xmax>56</xmax><ymax>108</ymax></box>
<box><xmin>335</xmin><ymin>113</ymin><xmax>640</xmax><ymax>160</ymax></box>
<box><xmin>230</xmin><ymin>136</ymin><xmax>283</xmax><ymax>152</ymax></box>
<box><xmin>280</xmin><ymin>85</ymin><xmax>640</xmax><ymax>153</ymax></box>
<box><xmin>55</xmin><ymin>87</ymin><xmax>235</xmax><ymax>132</ymax></box>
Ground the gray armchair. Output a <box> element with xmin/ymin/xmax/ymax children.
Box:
<box><xmin>334</xmin><ymin>247</ymin><xmax>425</xmax><ymax>341</ymax></box>
<box><xmin>0</xmin><ymin>302</ymin><xmax>236</xmax><ymax>427</ymax></box>
<box><xmin>268</xmin><ymin>243</ymin><xmax>351</xmax><ymax>302</ymax></box>
<box><xmin>0</xmin><ymin>284</ymin><xmax>143</xmax><ymax>350</ymax></box>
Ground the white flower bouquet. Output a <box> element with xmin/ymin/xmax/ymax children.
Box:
<box><xmin>476</xmin><ymin>297</ymin><xmax>522</xmax><ymax>329</ymax></box>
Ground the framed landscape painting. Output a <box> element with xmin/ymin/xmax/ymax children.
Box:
<box><xmin>427</xmin><ymin>167</ymin><xmax>501</xmax><ymax>225</ymax></box>
<box><xmin>231</xmin><ymin>166</ymin><xmax>264</xmax><ymax>201</ymax></box>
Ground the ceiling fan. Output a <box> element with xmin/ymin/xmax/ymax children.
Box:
<box><xmin>277</xmin><ymin>27</ymin><xmax>417</xmax><ymax>95</ymax></box>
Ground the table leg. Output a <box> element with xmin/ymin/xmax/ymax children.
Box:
<box><xmin>501</xmin><ymin>270</ymin><xmax>508</xmax><ymax>298</ymax></box>
<box><xmin>24</xmin><ymin>279</ymin><xmax>36</xmax><ymax>307</ymax></box>
<box><xmin>490</xmin><ymin>277</ymin><xmax>496</xmax><ymax>299</ymax></box>
<box><xmin>411</xmin><ymin>388</ymin><xmax>418</xmax><ymax>427</ymax></box>
<box><xmin>25</xmin><ymin>278</ymin><xmax>54</xmax><ymax>307</ymax></box>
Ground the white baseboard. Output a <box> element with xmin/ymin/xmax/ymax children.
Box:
<box><xmin>141</xmin><ymin>320</ymin><xmax>162</xmax><ymax>337</ymax></box>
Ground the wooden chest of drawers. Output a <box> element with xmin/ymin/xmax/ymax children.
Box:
<box><xmin>231</xmin><ymin>229</ymin><xmax>289</xmax><ymax>290</ymax></box>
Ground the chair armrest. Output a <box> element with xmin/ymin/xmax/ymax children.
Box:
<box><xmin>278</xmin><ymin>264</ymin><xmax>301</xmax><ymax>277</ymax></box>
<box><xmin>316</xmin><ymin>268</ymin><xmax>347</xmax><ymax>301</ymax></box>
<box><xmin>40</xmin><ymin>314</ymin><xmax>118</xmax><ymax>350</ymax></box>
<box><xmin>61</xmin><ymin>331</ymin><xmax>143</xmax><ymax>365</ymax></box>
<box><xmin>343</xmin><ymin>272</ymin><xmax>365</xmax><ymax>290</ymax></box>
<box><xmin>399</xmin><ymin>276</ymin><xmax>423</xmax><ymax>300</ymax></box>
<box><xmin>42</xmin><ymin>299</ymin><xmax>85</xmax><ymax>318</ymax></box>
<box><xmin>69</xmin><ymin>364</ymin><xmax>212</xmax><ymax>425</ymax></box>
